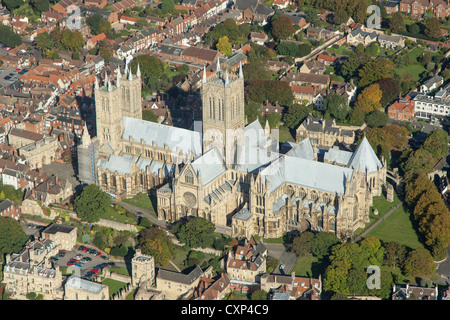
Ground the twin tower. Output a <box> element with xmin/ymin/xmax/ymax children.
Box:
<box><xmin>94</xmin><ymin>60</ymin><xmax>246</xmax><ymax>164</ymax></box>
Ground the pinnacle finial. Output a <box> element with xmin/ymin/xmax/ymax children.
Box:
<box><xmin>239</xmin><ymin>61</ymin><xmax>243</xmax><ymax>79</ymax></box>
<box><xmin>216</xmin><ymin>58</ymin><xmax>221</xmax><ymax>73</ymax></box>
<box><xmin>136</xmin><ymin>63</ymin><xmax>141</xmax><ymax>78</ymax></box>
<box><xmin>202</xmin><ymin>65</ymin><xmax>207</xmax><ymax>83</ymax></box>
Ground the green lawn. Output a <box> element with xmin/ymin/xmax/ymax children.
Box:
<box><xmin>122</xmin><ymin>192</ymin><xmax>157</xmax><ymax>213</ymax></box>
<box><xmin>102</xmin><ymin>206</ymin><xmax>138</xmax><ymax>225</ymax></box>
<box><xmin>102</xmin><ymin>278</ymin><xmax>128</xmax><ymax>300</ymax></box>
<box><xmin>292</xmin><ymin>254</ymin><xmax>328</xmax><ymax>278</ymax></box>
<box><xmin>366</xmin><ymin>205</ymin><xmax>423</xmax><ymax>250</ymax></box>
<box><xmin>327</xmin><ymin>45</ymin><xmax>353</xmax><ymax>56</ymax></box>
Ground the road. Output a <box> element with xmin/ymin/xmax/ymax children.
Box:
<box><xmin>263</xmin><ymin>242</ymin><xmax>298</xmax><ymax>275</ymax></box>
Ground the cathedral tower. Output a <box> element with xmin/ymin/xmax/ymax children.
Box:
<box><xmin>95</xmin><ymin>65</ymin><xmax>142</xmax><ymax>153</ymax></box>
<box><xmin>201</xmin><ymin>62</ymin><xmax>245</xmax><ymax>165</ymax></box>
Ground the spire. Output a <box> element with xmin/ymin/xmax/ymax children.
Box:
<box><xmin>104</xmin><ymin>70</ymin><xmax>108</xmax><ymax>87</ymax></box>
<box><xmin>94</xmin><ymin>75</ymin><xmax>99</xmax><ymax>90</ymax></box>
<box><xmin>117</xmin><ymin>65</ymin><xmax>121</xmax><ymax>79</ymax></box>
<box><xmin>136</xmin><ymin>63</ymin><xmax>141</xmax><ymax>78</ymax></box>
<box><xmin>225</xmin><ymin>69</ymin><xmax>229</xmax><ymax>86</ymax></box>
<box><xmin>202</xmin><ymin>65</ymin><xmax>207</xmax><ymax>84</ymax></box>
<box><xmin>107</xmin><ymin>78</ymin><xmax>112</xmax><ymax>91</ymax></box>
<box><xmin>128</xmin><ymin>66</ymin><xmax>133</xmax><ymax>81</ymax></box>
<box><xmin>239</xmin><ymin>61</ymin><xmax>243</xmax><ymax>79</ymax></box>
<box><xmin>216</xmin><ymin>58</ymin><xmax>221</xmax><ymax>73</ymax></box>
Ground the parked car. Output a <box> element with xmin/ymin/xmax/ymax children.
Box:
<box><xmin>96</xmin><ymin>252</ymin><xmax>102</xmax><ymax>257</ymax></box>
<box><xmin>91</xmin><ymin>268</ymin><xmax>99</xmax><ymax>274</ymax></box>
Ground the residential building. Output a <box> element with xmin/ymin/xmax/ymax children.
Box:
<box><xmin>392</xmin><ymin>283</ymin><xmax>438</xmax><ymax>300</ymax></box>
<box><xmin>260</xmin><ymin>272</ymin><xmax>322</xmax><ymax>300</ymax></box>
<box><xmin>156</xmin><ymin>265</ymin><xmax>206</xmax><ymax>300</ymax></box>
<box><xmin>387</xmin><ymin>98</ymin><xmax>415</xmax><ymax>120</ymax></box>
<box><xmin>0</xmin><ymin>198</ymin><xmax>21</xmax><ymax>220</ymax></box>
<box><xmin>41</xmin><ymin>223</ymin><xmax>77</xmax><ymax>251</ymax></box>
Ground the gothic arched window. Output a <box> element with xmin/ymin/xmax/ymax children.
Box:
<box><xmin>185</xmin><ymin>170</ymin><xmax>194</xmax><ymax>185</ymax></box>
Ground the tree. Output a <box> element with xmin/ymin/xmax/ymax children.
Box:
<box><xmin>0</xmin><ymin>216</ymin><xmax>28</xmax><ymax>259</ymax></box>
<box><xmin>138</xmin><ymin>226</ymin><xmax>174</xmax><ymax>265</ymax></box>
<box><xmin>172</xmin><ymin>217</ymin><xmax>215</xmax><ymax>248</ymax></box>
<box><xmin>0</xmin><ymin>25</ymin><xmax>22</xmax><ymax>48</ymax></box>
<box><xmin>424</xmin><ymin>17</ymin><xmax>441</xmax><ymax>39</ymax></box>
<box><xmin>266</xmin><ymin>111</ymin><xmax>282</xmax><ymax>129</ymax></box>
<box><xmin>365</xmin><ymin>110</ymin><xmax>388</xmax><ymax>128</ymax></box>
<box><xmin>377</xmin><ymin>78</ymin><xmax>400</xmax><ymax>107</ymax></box>
<box><xmin>251</xmin><ymin>290</ymin><xmax>268</xmax><ymax>300</ymax></box>
<box><xmin>403</xmin><ymin>248</ymin><xmax>436</xmax><ymax>278</ymax></box>
<box><xmin>243</xmin><ymin>59</ymin><xmax>272</xmax><ymax>81</ymax></box>
<box><xmin>130</xmin><ymin>54</ymin><xmax>163</xmax><ymax>78</ymax></box>
<box><xmin>384</xmin><ymin>241</ymin><xmax>407</xmax><ymax>269</ymax></box>
<box><xmin>31</xmin><ymin>0</ymin><xmax>49</xmax><ymax>12</ymax></box>
<box><xmin>333</xmin><ymin>8</ymin><xmax>349</xmax><ymax>25</ymax></box>
<box><xmin>276</xmin><ymin>42</ymin><xmax>311</xmax><ymax>57</ymax></box>
<box><xmin>358</xmin><ymin>58</ymin><xmax>394</xmax><ymax>87</ymax></box>
<box><xmin>3</xmin><ymin>0</ymin><xmax>23</xmax><ymax>11</ymax></box>
<box><xmin>283</xmin><ymin>103</ymin><xmax>312</xmax><ymax>129</ymax></box>
<box><xmin>292</xmin><ymin>231</ymin><xmax>315</xmax><ymax>256</ymax></box>
<box><xmin>355</xmin><ymin>83</ymin><xmax>383</xmax><ymax>113</ymax></box>
<box><xmin>305</xmin><ymin>7</ymin><xmax>318</xmax><ymax>25</ymax></box>
<box><xmin>271</xmin><ymin>16</ymin><xmax>295</xmax><ymax>41</ymax></box>
<box><xmin>74</xmin><ymin>184</ymin><xmax>110</xmax><ymax>223</ymax></box>
<box><xmin>86</xmin><ymin>13</ymin><xmax>111</xmax><ymax>35</ymax></box>
<box><xmin>245</xmin><ymin>101</ymin><xmax>261</xmax><ymax>123</ymax></box>
<box><xmin>422</xmin><ymin>129</ymin><xmax>448</xmax><ymax>160</ymax></box>
<box><xmin>216</xmin><ymin>36</ymin><xmax>232</xmax><ymax>56</ymax></box>
<box><xmin>161</xmin><ymin>0</ymin><xmax>175</xmax><ymax>14</ymax></box>
<box><xmin>35</xmin><ymin>31</ymin><xmax>53</xmax><ymax>53</ymax></box>
<box><xmin>98</xmin><ymin>39</ymin><xmax>113</xmax><ymax>62</ymax></box>
<box><xmin>311</xmin><ymin>232</ymin><xmax>340</xmax><ymax>259</ymax></box>
<box><xmin>389</xmin><ymin>12</ymin><xmax>404</xmax><ymax>33</ymax></box>
<box><xmin>61</xmin><ymin>29</ymin><xmax>84</xmax><ymax>52</ymax></box>
<box><xmin>324</xmin><ymin>93</ymin><xmax>350</xmax><ymax>122</ymax></box>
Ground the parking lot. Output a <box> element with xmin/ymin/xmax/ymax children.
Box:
<box><xmin>0</xmin><ymin>66</ymin><xmax>25</xmax><ymax>88</ymax></box>
<box><xmin>50</xmin><ymin>246</ymin><xmax>114</xmax><ymax>281</ymax></box>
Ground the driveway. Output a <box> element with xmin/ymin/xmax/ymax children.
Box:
<box><xmin>264</xmin><ymin>242</ymin><xmax>298</xmax><ymax>275</ymax></box>
<box><xmin>434</xmin><ymin>247</ymin><xmax>450</xmax><ymax>285</ymax></box>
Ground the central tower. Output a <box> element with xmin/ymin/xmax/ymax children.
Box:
<box><xmin>201</xmin><ymin>62</ymin><xmax>245</xmax><ymax>165</ymax></box>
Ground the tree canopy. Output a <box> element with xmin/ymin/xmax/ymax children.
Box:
<box><xmin>74</xmin><ymin>184</ymin><xmax>111</xmax><ymax>223</ymax></box>
<box><xmin>0</xmin><ymin>216</ymin><xmax>28</xmax><ymax>259</ymax></box>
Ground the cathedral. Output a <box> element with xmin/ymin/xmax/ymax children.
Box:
<box><xmin>77</xmin><ymin>62</ymin><xmax>386</xmax><ymax>240</ymax></box>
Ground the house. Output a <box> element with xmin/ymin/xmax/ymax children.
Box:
<box><xmin>41</xmin><ymin>223</ymin><xmax>77</xmax><ymax>251</ymax></box>
<box><xmin>250</xmin><ymin>32</ymin><xmax>268</xmax><ymax>45</ymax></box>
<box><xmin>346</xmin><ymin>27</ymin><xmax>378</xmax><ymax>46</ymax></box>
<box><xmin>2</xmin><ymin>167</ymin><xmax>26</xmax><ymax>189</ymax></box>
<box><xmin>285</xmin><ymin>72</ymin><xmax>330</xmax><ymax>89</ymax></box>
<box><xmin>316</xmin><ymin>54</ymin><xmax>338</xmax><ymax>66</ymax></box>
<box><xmin>190</xmin><ymin>273</ymin><xmax>231</xmax><ymax>300</ymax></box>
<box><xmin>0</xmin><ymin>198</ymin><xmax>21</xmax><ymax>220</ymax></box>
<box><xmin>392</xmin><ymin>283</ymin><xmax>438</xmax><ymax>300</ymax></box>
<box><xmin>299</xmin><ymin>60</ymin><xmax>325</xmax><ymax>74</ymax></box>
<box><xmin>260</xmin><ymin>272</ymin><xmax>322</xmax><ymax>300</ymax></box>
<box><xmin>235</xmin><ymin>0</ymin><xmax>274</xmax><ymax>26</ymax></box>
<box><xmin>387</xmin><ymin>98</ymin><xmax>415</xmax><ymax>120</ymax></box>
<box><xmin>314</xmin><ymin>80</ymin><xmax>357</xmax><ymax>111</ymax></box>
<box><xmin>156</xmin><ymin>265</ymin><xmax>207</xmax><ymax>300</ymax></box>
<box><xmin>306</xmin><ymin>27</ymin><xmax>339</xmax><ymax>41</ymax></box>
<box><xmin>261</xmin><ymin>100</ymin><xmax>285</xmax><ymax>117</ymax></box>
<box><xmin>420</xmin><ymin>75</ymin><xmax>444</xmax><ymax>93</ymax></box>
<box><xmin>291</xmin><ymin>85</ymin><xmax>320</xmax><ymax>104</ymax></box>
<box><xmin>85</xmin><ymin>33</ymin><xmax>107</xmax><ymax>50</ymax></box>
<box><xmin>382</xmin><ymin>0</ymin><xmax>399</xmax><ymax>14</ymax></box>
<box><xmin>226</xmin><ymin>238</ymin><xmax>267</xmax><ymax>292</ymax></box>
<box><xmin>378</xmin><ymin>34</ymin><xmax>405</xmax><ymax>49</ymax></box>
<box><xmin>120</xmin><ymin>15</ymin><xmax>140</xmax><ymax>25</ymax></box>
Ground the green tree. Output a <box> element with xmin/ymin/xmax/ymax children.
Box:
<box><xmin>74</xmin><ymin>184</ymin><xmax>111</xmax><ymax>223</ymax></box>
<box><xmin>35</xmin><ymin>31</ymin><xmax>54</xmax><ymax>53</ymax></box>
<box><xmin>358</xmin><ymin>58</ymin><xmax>394</xmax><ymax>87</ymax></box>
<box><xmin>365</xmin><ymin>110</ymin><xmax>388</xmax><ymax>128</ymax></box>
<box><xmin>324</xmin><ymin>93</ymin><xmax>350</xmax><ymax>122</ymax></box>
<box><xmin>424</xmin><ymin>17</ymin><xmax>441</xmax><ymax>39</ymax></box>
<box><xmin>389</xmin><ymin>12</ymin><xmax>404</xmax><ymax>33</ymax></box>
<box><xmin>383</xmin><ymin>241</ymin><xmax>407</xmax><ymax>269</ymax></box>
<box><xmin>333</xmin><ymin>8</ymin><xmax>349</xmax><ymax>25</ymax></box>
<box><xmin>142</xmin><ymin>110</ymin><xmax>158</xmax><ymax>123</ymax></box>
<box><xmin>403</xmin><ymin>248</ymin><xmax>436</xmax><ymax>278</ymax></box>
<box><xmin>251</xmin><ymin>290</ymin><xmax>268</xmax><ymax>300</ymax></box>
<box><xmin>243</xmin><ymin>59</ymin><xmax>271</xmax><ymax>81</ymax></box>
<box><xmin>161</xmin><ymin>0</ymin><xmax>175</xmax><ymax>14</ymax></box>
<box><xmin>138</xmin><ymin>226</ymin><xmax>174</xmax><ymax>265</ymax></box>
<box><xmin>0</xmin><ymin>216</ymin><xmax>28</xmax><ymax>259</ymax></box>
<box><xmin>3</xmin><ymin>0</ymin><xmax>23</xmax><ymax>11</ymax></box>
<box><xmin>292</xmin><ymin>231</ymin><xmax>315</xmax><ymax>257</ymax></box>
<box><xmin>311</xmin><ymin>232</ymin><xmax>340</xmax><ymax>259</ymax></box>
<box><xmin>245</xmin><ymin>101</ymin><xmax>262</xmax><ymax>123</ymax></box>
<box><xmin>98</xmin><ymin>39</ymin><xmax>113</xmax><ymax>62</ymax></box>
<box><xmin>422</xmin><ymin>129</ymin><xmax>448</xmax><ymax>160</ymax></box>
<box><xmin>283</xmin><ymin>103</ymin><xmax>312</xmax><ymax>129</ymax></box>
<box><xmin>172</xmin><ymin>217</ymin><xmax>215</xmax><ymax>248</ymax></box>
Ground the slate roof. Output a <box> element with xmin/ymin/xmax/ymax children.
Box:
<box><xmin>191</xmin><ymin>147</ymin><xmax>227</xmax><ymax>186</ymax></box>
<box><xmin>261</xmin><ymin>155</ymin><xmax>354</xmax><ymax>194</ymax></box>
<box><xmin>347</xmin><ymin>137</ymin><xmax>382</xmax><ymax>173</ymax></box>
<box><xmin>285</xmin><ymin>138</ymin><xmax>314</xmax><ymax>160</ymax></box>
<box><xmin>122</xmin><ymin>117</ymin><xmax>202</xmax><ymax>157</ymax></box>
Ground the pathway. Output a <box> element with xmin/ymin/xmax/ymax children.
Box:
<box><xmin>358</xmin><ymin>201</ymin><xmax>403</xmax><ymax>239</ymax></box>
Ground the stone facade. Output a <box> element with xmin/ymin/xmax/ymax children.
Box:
<box><xmin>41</xmin><ymin>223</ymin><xmax>77</xmax><ymax>251</ymax></box>
<box><xmin>3</xmin><ymin>239</ymin><xmax>64</xmax><ymax>300</ymax></box>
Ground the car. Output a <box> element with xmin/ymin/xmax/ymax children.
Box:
<box><xmin>59</xmin><ymin>250</ymin><xmax>67</xmax><ymax>256</ymax></box>
<box><xmin>75</xmin><ymin>263</ymin><xmax>83</xmax><ymax>268</ymax></box>
<box><xmin>67</xmin><ymin>261</ymin><xmax>75</xmax><ymax>266</ymax></box>
<box><xmin>101</xmin><ymin>255</ymin><xmax>108</xmax><ymax>260</ymax></box>
<box><xmin>74</xmin><ymin>254</ymin><xmax>83</xmax><ymax>259</ymax></box>
<box><xmin>78</xmin><ymin>246</ymin><xmax>86</xmax><ymax>251</ymax></box>
<box><xmin>136</xmin><ymin>211</ymin><xmax>143</xmax><ymax>215</ymax></box>
<box><xmin>96</xmin><ymin>252</ymin><xmax>102</xmax><ymax>257</ymax></box>
<box><xmin>89</xmin><ymin>249</ymin><xmax>98</xmax><ymax>255</ymax></box>
<box><xmin>95</xmin><ymin>264</ymin><xmax>103</xmax><ymax>269</ymax></box>
<box><xmin>82</xmin><ymin>247</ymin><xmax>88</xmax><ymax>252</ymax></box>
<box><xmin>81</xmin><ymin>257</ymin><xmax>92</xmax><ymax>262</ymax></box>
<box><xmin>91</xmin><ymin>268</ymin><xmax>99</xmax><ymax>274</ymax></box>
<box><xmin>4</xmin><ymin>76</ymin><xmax>11</xmax><ymax>80</ymax></box>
